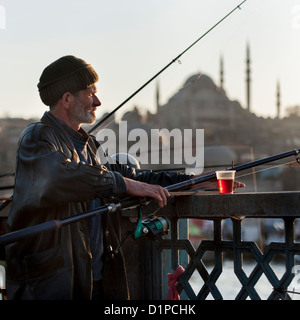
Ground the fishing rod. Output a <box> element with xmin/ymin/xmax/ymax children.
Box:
<box><xmin>0</xmin><ymin>147</ymin><xmax>299</xmax><ymax>247</ymax></box>
<box><xmin>0</xmin><ymin>202</ymin><xmax>122</xmax><ymax>247</ymax></box>
<box><xmin>165</xmin><ymin>148</ymin><xmax>300</xmax><ymax>192</ymax></box>
<box><xmin>0</xmin><ymin>197</ymin><xmax>160</xmax><ymax>247</ymax></box>
<box><xmin>88</xmin><ymin>0</ymin><xmax>247</xmax><ymax>133</ymax></box>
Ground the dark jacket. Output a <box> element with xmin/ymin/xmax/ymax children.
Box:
<box><xmin>5</xmin><ymin>111</ymin><xmax>191</xmax><ymax>300</ymax></box>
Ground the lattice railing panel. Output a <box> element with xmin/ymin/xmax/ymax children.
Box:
<box><xmin>154</xmin><ymin>217</ymin><xmax>300</xmax><ymax>300</ymax></box>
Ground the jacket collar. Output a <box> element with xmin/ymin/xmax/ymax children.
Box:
<box><xmin>41</xmin><ymin>111</ymin><xmax>98</xmax><ymax>164</ymax></box>
<box><xmin>41</xmin><ymin>112</ymin><xmax>80</xmax><ymax>161</ymax></box>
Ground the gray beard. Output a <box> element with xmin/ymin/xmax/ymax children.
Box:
<box><xmin>70</xmin><ymin>100</ymin><xmax>96</xmax><ymax>126</ymax></box>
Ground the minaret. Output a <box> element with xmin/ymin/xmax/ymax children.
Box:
<box><xmin>246</xmin><ymin>43</ymin><xmax>251</xmax><ymax>112</ymax></box>
<box><xmin>220</xmin><ymin>55</ymin><xmax>224</xmax><ymax>90</ymax></box>
<box><xmin>276</xmin><ymin>80</ymin><xmax>281</xmax><ymax>118</ymax></box>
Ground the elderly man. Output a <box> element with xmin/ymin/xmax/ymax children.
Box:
<box><xmin>5</xmin><ymin>55</ymin><xmax>244</xmax><ymax>300</ymax></box>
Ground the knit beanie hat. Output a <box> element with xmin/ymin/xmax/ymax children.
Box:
<box><xmin>37</xmin><ymin>55</ymin><xmax>99</xmax><ymax>106</ymax></box>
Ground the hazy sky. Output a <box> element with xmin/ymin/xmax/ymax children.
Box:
<box><xmin>0</xmin><ymin>0</ymin><xmax>300</xmax><ymax>121</ymax></box>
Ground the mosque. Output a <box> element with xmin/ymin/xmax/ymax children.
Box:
<box><xmin>139</xmin><ymin>44</ymin><xmax>299</xmax><ymax>166</ymax></box>
<box><xmin>103</xmin><ymin>43</ymin><xmax>300</xmax><ymax>191</ymax></box>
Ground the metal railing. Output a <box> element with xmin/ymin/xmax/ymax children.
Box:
<box><xmin>121</xmin><ymin>191</ymin><xmax>300</xmax><ymax>300</ymax></box>
<box><xmin>1</xmin><ymin>190</ymin><xmax>300</xmax><ymax>300</ymax></box>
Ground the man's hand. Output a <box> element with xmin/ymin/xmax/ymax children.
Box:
<box><xmin>190</xmin><ymin>173</ymin><xmax>246</xmax><ymax>191</ymax></box>
<box><xmin>124</xmin><ymin>178</ymin><xmax>170</xmax><ymax>208</ymax></box>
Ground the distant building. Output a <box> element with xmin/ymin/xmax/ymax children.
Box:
<box><xmin>148</xmin><ymin>72</ymin><xmax>285</xmax><ymax>157</ymax></box>
<box><xmin>0</xmin><ymin>118</ymin><xmax>36</xmax><ymax>175</ymax></box>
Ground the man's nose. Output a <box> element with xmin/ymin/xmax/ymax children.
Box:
<box><xmin>93</xmin><ymin>94</ymin><xmax>101</xmax><ymax>107</ymax></box>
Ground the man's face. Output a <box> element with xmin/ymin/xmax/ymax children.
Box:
<box><xmin>69</xmin><ymin>84</ymin><xmax>101</xmax><ymax>126</ymax></box>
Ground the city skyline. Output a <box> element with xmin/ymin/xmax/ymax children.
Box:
<box><xmin>0</xmin><ymin>0</ymin><xmax>299</xmax><ymax>120</ymax></box>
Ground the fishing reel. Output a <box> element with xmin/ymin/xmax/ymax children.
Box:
<box><xmin>134</xmin><ymin>212</ymin><xmax>170</xmax><ymax>240</ymax></box>
<box><xmin>112</xmin><ymin>211</ymin><xmax>170</xmax><ymax>256</ymax></box>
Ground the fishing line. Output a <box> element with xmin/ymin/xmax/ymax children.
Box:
<box><xmin>144</xmin><ymin>162</ymin><xmax>299</xmax><ymax>215</ymax></box>
<box><xmin>88</xmin><ymin>0</ymin><xmax>247</xmax><ymax>134</ymax></box>
<box><xmin>90</xmin><ymin>104</ymin><xmax>145</xmax><ymax>135</ymax></box>
<box><xmin>236</xmin><ymin>160</ymin><xmax>298</xmax><ymax>180</ymax></box>
<box><xmin>142</xmin><ymin>159</ymin><xmax>293</xmax><ymax>215</ymax></box>
<box><xmin>161</xmin><ymin>0</ymin><xmax>253</xmax><ymax>97</ymax></box>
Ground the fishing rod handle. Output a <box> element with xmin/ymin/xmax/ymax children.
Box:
<box><xmin>0</xmin><ymin>204</ymin><xmax>119</xmax><ymax>246</ymax></box>
<box><xmin>0</xmin><ymin>220</ymin><xmax>61</xmax><ymax>247</ymax></box>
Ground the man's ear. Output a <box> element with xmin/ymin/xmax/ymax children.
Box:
<box><xmin>61</xmin><ymin>92</ymin><xmax>74</xmax><ymax>110</ymax></box>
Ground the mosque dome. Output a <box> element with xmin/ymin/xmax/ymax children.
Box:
<box><xmin>183</xmin><ymin>73</ymin><xmax>216</xmax><ymax>91</ymax></box>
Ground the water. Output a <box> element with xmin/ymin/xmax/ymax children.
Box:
<box><xmin>189</xmin><ymin>260</ymin><xmax>299</xmax><ymax>300</ymax></box>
